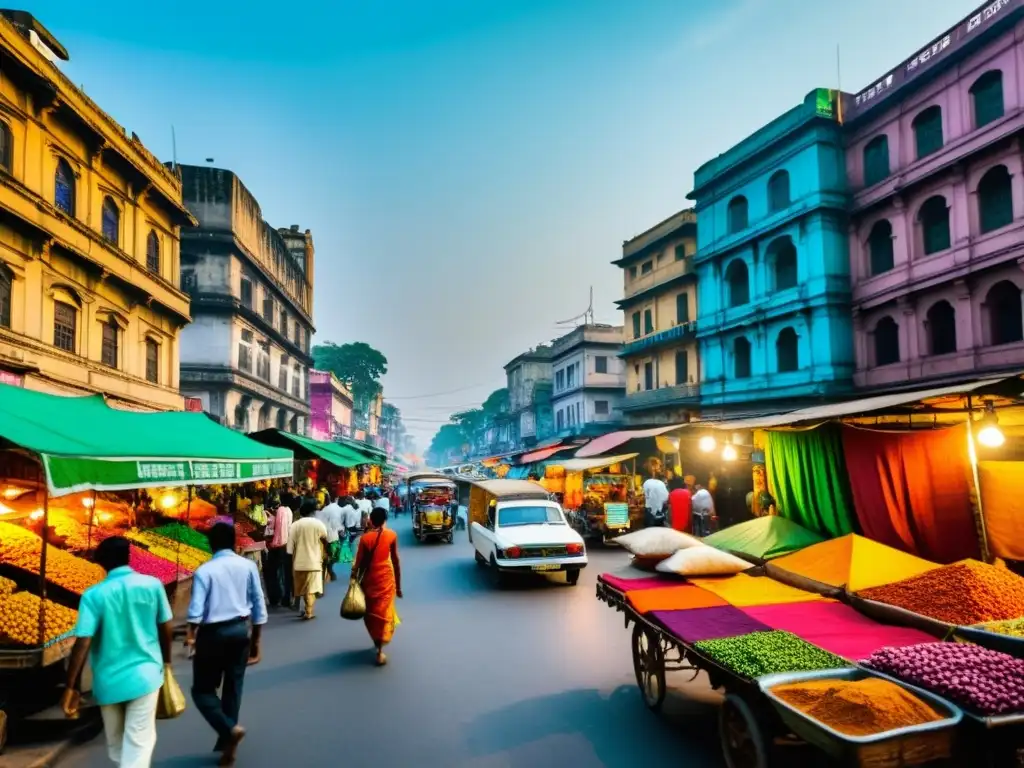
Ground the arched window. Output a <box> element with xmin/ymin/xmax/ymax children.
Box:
<box><xmin>145</xmin><ymin>339</ymin><xmax>159</xmax><ymax>383</ymax></box>
<box><xmin>233</xmin><ymin>403</ymin><xmax>248</xmax><ymax>431</ymax></box>
<box><xmin>54</xmin><ymin>158</ymin><xmax>75</xmax><ymax>216</ymax></box>
<box><xmin>258</xmin><ymin>403</ymin><xmax>271</xmax><ymax>431</ymax></box>
<box><xmin>0</xmin><ymin>264</ymin><xmax>11</xmax><ymax>328</ymax></box>
<box><xmin>733</xmin><ymin>336</ymin><xmax>752</xmax><ymax>379</ymax></box>
<box><xmin>987</xmin><ymin>280</ymin><xmax>1023</xmax><ymax>346</ymax></box>
<box><xmin>101</xmin><ymin>316</ymin><xmax>119</xmax><ymax>368</ymax></box>
<box><xmin>768</xmin><ymin>170</ymin><xmax>790</xmax><ymax>212</ymax></box>
<box><xmin>971</xmin><ymin>70</ymin><xmax>1004</xmax><ymax>129</ymax></box>
<box><xmin>769</xmin><ymin>236</ymin><xmax>798</xmax><ymax>291</ymax></box>
<box><xmin>776</xmin><ymin>327</ymin><xmax>799</xmax><ymax>373</ymax></box>
<box><xmin>874</xmin><ymin>316</ymin><xmax>900</xmax><ymax>366</ymax></box>
<box><xmin>725</xmin><ymin>259</ymin><xmax>750</xmax><ymax>307</ymax></box>
<box><xmin>926</xmin><ymin>300</ymin><xmax>957</xmax><ymax>355</ymax></box>
<box><xmin>919</xmin><ymin>196</ymin><xmax>951</xmax><ymax>255</ymax></box>
<box><xmin>868</xmin><ymin>220</ymin><xmax>895</xmax><ymax>275</ymax></box>
<box><xmin>146</xmin><ymin>231</ymin><xmax>160</xmax><ymax>273</ymax></box>
<box><xmin>727</xmin><ymin>196</ymin><xmax>748</xmax><ymax>234</ymax></box>
<box><xmin>101</xmin><ymin>196</ymin><xmax>119</xmax><ymax>244</ymax></box>
<box><xmin>53</xmin><ymin>299</ymin><xmax>77</xmax><ymax>352</ymax></box>
<box><xmin>276</xmin><ymin>409</ymin><xmax>288</xmax><ymax>430</ymax></box>
<box><xmin>913</xmin><ymin>106</ymin><xmax>944</xmax><ymax>159</ymax></box>
<box><xmin>289</xmin><ymin>414</ymin><xmax>299</xmax><ymax>434</ymax></box>
<box><xmin>0</xmin><ymin>122</ymin><xmax>12</xmax><ymax>173</ymax></box>
<box><xmin>978</xmin><ymin>165</ymin><xmax>1013</xmax><ymax>233</ymax></box>
<box><xmin>863</xmin><ymin>135</ymin><xmax>890</xmax><ymax>187</ymax></box>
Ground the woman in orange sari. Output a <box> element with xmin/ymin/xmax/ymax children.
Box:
<box><xmin>354</xmin><ymin>508</ymin><xmax>402</xmax><ymax>666</ymax></box>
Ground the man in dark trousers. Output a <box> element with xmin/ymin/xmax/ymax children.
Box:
<box><xmin>186</xmin><ymin>523</ymin><xmax>267</xmax><ymax>766</ymax></box>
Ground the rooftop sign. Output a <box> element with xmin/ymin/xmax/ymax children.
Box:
<box><xmin>845</xmin><ymin>0</ymin><xmax>1021</xmax><ymax>120</ymax></box>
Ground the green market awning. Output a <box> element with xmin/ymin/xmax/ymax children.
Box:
<box><xmin>338</xmin><ymin>438</ymin><xmax>387</xmax><ymax>462</ymax></box>
<box><xmin>0</xmin><ymin>384</ymin><xmax>293</xmax><ymax>495</ymax></box>
<box><xmin>248</xmin><ymin>429</ymin><xmax>374</xmax><ymax>468</ymax></box>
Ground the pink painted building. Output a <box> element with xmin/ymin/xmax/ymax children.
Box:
<box><xmin>308</xmin><ymin>369</ymin><xmax>353</xmax><ymax>442</ymax></box>
<box><xmin>844</xmin><ymin>0</ymin><xmax>1024</xmax><ymax>390</ymax></box>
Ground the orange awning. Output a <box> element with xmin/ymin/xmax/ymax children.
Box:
<box><xmin>574</xmin><ymin>424</ymin><xmax>685</xmax><ymax>458</ymax></box>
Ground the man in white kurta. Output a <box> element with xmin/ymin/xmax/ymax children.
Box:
<box><xmin>287</xmin><ymin>499</ymin><xmax>329</xmax><ymax>619</ymax></box>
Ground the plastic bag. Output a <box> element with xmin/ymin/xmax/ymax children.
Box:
<box><xmin>156</xmin><ymin>665</ymin><xmax>186</xmax><ymax>720</ymax></box>
<box><xmin>340</xmin><ymin>578</ymin><xmax>366</xmax><ymax>620</ymax></box>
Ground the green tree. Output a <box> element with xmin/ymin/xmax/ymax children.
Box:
<box><xmin>481</xmin><ymin>388</ymin><xmax>508</xmax><ymax>416</ymax></box>
<box><xmin>313</xmin><ymin>342</ymin><xmax>388</xmax><ymax>412</ymax></box>
<box><xmin>427</xmin><ymin>423</ymin><xmax>469</xmax><ymax>467</ymax></box>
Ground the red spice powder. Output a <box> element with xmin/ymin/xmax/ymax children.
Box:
<box><xmin>858</xmin><ymin>560</ymin><xmax>1024</xmax><ymax>625</ymax></box>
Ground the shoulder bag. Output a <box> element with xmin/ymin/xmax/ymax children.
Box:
<box><xmin>340</xmin><ymin>528</ymin><xmax>385</xmax><ymax>620</ymax></box>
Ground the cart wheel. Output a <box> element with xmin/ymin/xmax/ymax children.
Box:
<box><xmin>719</xmin><ymin>694</ymin><xmax>768</xmax><ymax>768</ymax></box>
<box><xmin>631</xmin><ymin>624</ymin><xmax>666</xmax><ymax>711</ymax></box>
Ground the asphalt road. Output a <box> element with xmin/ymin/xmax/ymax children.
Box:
<box><xmin>62</xmin><ymin>517</ymin><xmax>727</xmax><ymax>768</ymax></box>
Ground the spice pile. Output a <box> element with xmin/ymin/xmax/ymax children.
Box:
<box><xmin>694</xmin><ymin>631</ymin><xmax>847</xmax><ymax>679</ymax></box>
<box><xmin>976</xmin><ymin>618</ymin><xmax>1024</xmax><ymax>638</ymax></box>
<box><xmin>771</xmin><ymin>677</ymin><xmax>943</xmax><ymax>737</ymax></box>
<box><xmin>858</xmin><ymin>560</ymin><xmax>1024</xmax><ymax>625</ymax></box>
<box><xmin>125</xmin><ymin>530</ymin><xmax>210</xmax><ymax>571</ymax></box>
<box><xmin>863</xmin><ymin>642</ymin><xmax>1024</xmax><ymax>716</ymax></box>
<box><xmin>129</xmin><ymin>545</ymin><xmax>190</xmax><ymax>585</ymax></box>
<box><xmin>149</xmin><ymin>523</ymin><xmax>212</xmax><ymax>553</ymax></box>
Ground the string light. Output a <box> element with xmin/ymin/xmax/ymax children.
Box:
<box><xmin>698</xmin><ymin>435</ymin><xmax>716</xmax><ymax>453</ymax></box>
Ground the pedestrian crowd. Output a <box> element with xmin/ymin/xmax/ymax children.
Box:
<box><xmin>62</xmin><ymin>482</ymin><xmax>403</xmax><ymax>767</ymax></box>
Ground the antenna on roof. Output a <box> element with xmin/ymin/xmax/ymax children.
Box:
<box><xmin>555</xmin><ymin>287</ymin><xmax>594</xmax><ymax>327</ymax></box>
<box><xmin>170</xmin><ymin>125</ymin><xmax>177</xmax><ymax>171</ymax></box>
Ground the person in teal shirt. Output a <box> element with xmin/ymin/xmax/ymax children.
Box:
<box><xmin>63</xmin><ymin>536</ymin><xmax>173</xmax><ymax>767</ymax></box>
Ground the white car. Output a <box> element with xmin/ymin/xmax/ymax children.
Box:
<box><xmin>470</xmin><ymin>488</ymin><xmax>587</xmax><ymax>587</ymax></box>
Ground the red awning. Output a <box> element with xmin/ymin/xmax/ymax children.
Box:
<box><xmin>520</xmin><ymin>444</ymin><xmax>569</xmax><ymax>464</ymax></box>
<box><xmin>574</xmin><ymin>424</ymin><xmax>685</xmax><ymax>458</ymax></box>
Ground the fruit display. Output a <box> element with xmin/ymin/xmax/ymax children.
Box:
<box><xmin>149</xmin><ymin>522</ymin><xmax>212</xmax><ymax>553</ymax></box>
<box><xmin>863</xmin><ymin>642</ymin><xmax>1024</xmax><ymax>716</ymax></box>
<box><xmin>129</xmin><ymin>545</ymin><xmax>190</xmax><ymax>585</ymax></box>
<box><xmin>0</xmin><ymin>591</ymin><xmax>78</xmax><ymax>646</ymax></box>
<box><xmin>0</xmin><ymin>575</ymin><xmax>16</xmax><ymax>596</ymax></box>
<box><xmin>858</xmin><ymin>560</ymin><xmax>1024</xmax><ymax>625</ymax></box>
<box><xmin>0</xmin><ymin>521</ymin><xmax>104</xmax><ymax>596</ymax></box>
<box><xmin>125</xmin><ymin>530</ymin><xmax>210</xmax><ymax>571</ymax></box>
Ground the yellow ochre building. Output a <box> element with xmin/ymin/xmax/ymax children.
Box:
<box><xmin>0</xmin><ymin>11</ymin><xmax>196</xmax><ymax>410</ymax></box>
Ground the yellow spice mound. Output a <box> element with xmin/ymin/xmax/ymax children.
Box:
<box><xmin>772</xmin><ymin>677</ymin><xmax>943</xmax><ymax>737</ymax></box>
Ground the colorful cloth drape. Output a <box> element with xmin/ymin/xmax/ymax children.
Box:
<box><xmin>764</xmin><ymin>426</ymin><xmax>857</xmax><ymax>538</ymax></box>
<box><xmin>841</xmin><ymin>425</ymin><xmax>979</xmax><ymax>564</ymax></box>
<box><xmin>976</xmin><ymin>461</ymin><xmax>1024</xmax><ymax>562</ymax></box>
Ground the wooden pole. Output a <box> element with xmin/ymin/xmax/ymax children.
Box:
<box><xmin>964</xmin><ymin>395</ymin><xmax>993</xmax><ymax>563</ymax></box>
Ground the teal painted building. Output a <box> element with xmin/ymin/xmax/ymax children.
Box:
<box><xmin>688</xmin><ymin>89</ymin><xmax>854</xmax><ymax>414</ymax></box>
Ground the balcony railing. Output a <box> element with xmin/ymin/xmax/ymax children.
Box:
<box><xmin>622</xmin><ymin>384</ymin><xmax>701</xmax><ymax>411</ymax></box>
<box><xmin>620</xmin><ymin>322</ymin><xmax>697</xmax><ymax>357</ymax></box>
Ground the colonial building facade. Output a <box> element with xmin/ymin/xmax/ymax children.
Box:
<box><xmin>177</xmin><ymin>165</ymin><xmax>314</xmax><ymax>433</ymax></box>
<box><xmin>690</xmin><ymin>89</ymin><xmax>854</xmax><ymax>416</ymax></box>
<box><xmin>844</xmin><ymin>0</ymin><xmax>1024</xmax><ymax>390</ymax></box>
<box><xmin>308</xmin><ymin>369</ymin><xmax>353</xmax><ymax>441</ymax></box>
<box><xmin>550</xmin><ymin>324</ymin><xmax>625</xmax><ymax>435</ymax></box>
<box><xmin>0</xmin><ymin>12</ymin><xmax>195</xmax><ymax>409</ymax></box>
<box><xmin>504</xmin><ymin>346</ymin><xmax>553</xmax><ymax>449</ymax></box>
<box><xmin>616</xmin><ymin>209</ymin><xmax>699</xmax><ymax>426</ymax></box>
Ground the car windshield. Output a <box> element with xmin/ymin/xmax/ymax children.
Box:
<box><xmin>497</xmin><ymin>505</ymin><xmax>563</xmax><ymax>527</ymax></box>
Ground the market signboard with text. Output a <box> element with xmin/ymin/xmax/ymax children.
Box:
<box><xmin>845</xmin><ymin>0</ymin><xmax>1022</xmax><ymax>120</ymax></box>
<box><xmin>43</xmin><ymin>457</ymin><xmax>294</xmax><ymax>495</ymax></box>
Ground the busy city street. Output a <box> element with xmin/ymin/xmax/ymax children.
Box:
<box><xmin>59</xmin><ymin>518</ymin><xmax>724</xmax><ymax>768</ymax></box>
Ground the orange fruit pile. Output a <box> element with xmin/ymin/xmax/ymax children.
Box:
<box><xmin>0</xmin><ymin>522</ymin><xmax>104</xmax><ymax>595</ymax></box>
<box><xmin>0</xmin><ymin>591</ymin><xmax>78</xmax><ymax>646</ymax></box>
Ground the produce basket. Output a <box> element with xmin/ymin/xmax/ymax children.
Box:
<box><xmin>759</xmin><ymin>667</ymin><xmax>962</xmax><ymax>764</ymax></box>
<box><xmin>954</xmin><ymin>623</ymin><xmax>1024</xmax><ymax>659</ymax></box>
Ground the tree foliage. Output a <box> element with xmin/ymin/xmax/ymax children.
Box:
<box><xmin>426</xmin><ymin>387</ymin><xmax>509</xmax><ymax>466</ymax></box>
<box><xmin>312</xmin><ymin>341</ymin><xmax>388</xmax><ymax>411</ymax></box>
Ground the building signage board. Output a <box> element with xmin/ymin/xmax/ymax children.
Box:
<box><xmin>0</xmin><ymin>370</ymin><xmax>24</xmax><ymax>387</ymax></box>
<box><xmin>844</xmin><ymin>0</ymin><xmax>1022</xmax><ymax>120</ymax></box>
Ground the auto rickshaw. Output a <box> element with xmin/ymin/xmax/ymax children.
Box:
<box><xmin>406</xmin><ymin>472</ymin><xmax>457</xmax><ymax>543</ymax></box>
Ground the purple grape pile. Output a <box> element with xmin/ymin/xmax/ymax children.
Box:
<box><xmin>862</xmin><ymin>642</ymin><xmax>1024</xmax><ymax>716</ymax></box>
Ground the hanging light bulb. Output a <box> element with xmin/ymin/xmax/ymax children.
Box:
<box><xmin>698</xmin><ymin>435</ymin><xmax>716</xmax><ymax>453</ymax></box>
<box><xmin>722</xmin><ymin>444</ymin><xmax>738</xmax><ymax>462</ymax></box>
<box><xmin>160</xmin><ymin>493</ymin><xmax>178</xmax><ymax>510</ymax></box>
<box><xmin>82</xmin><ymin>497</ymin><xmax>95</xmax><ymax>509</ymax></box>
<box><xmin>977</xmin><ymin>402</ymin><xmax>1005</xmax><ymax>448</ymax></box>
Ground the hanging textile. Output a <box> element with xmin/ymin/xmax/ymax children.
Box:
<box><xmin>764</xmin><ymin>426</ymin><xmax>857</xmax><ymax>539</ymax></box>
<box><xmin>840</xmin><ymin>424</ymin><xmax>979</xmax><ymax>564</ymax></box>
<box><xmin>977</xmin><ymin>461</ymin><xmax>1024</xmax><ymax>562</ymax></box>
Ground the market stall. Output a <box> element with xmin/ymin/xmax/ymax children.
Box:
<box><xmin>545</xmin><ymin>453</ymin><xmax>641</xmax><ymax>540</ymax></box>
<box><xmin>0</xmin><ymin>384</ymin><xmax>292</xmax><ymax>750</ymax></box>
<box><xmin>247</xmin><ymin>429</ymin><xmax>383</xmax><ymax>500</ymax></box>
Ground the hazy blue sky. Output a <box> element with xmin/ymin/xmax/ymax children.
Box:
<box><xmin>33</xmin><ymin>0</ymin><xmax>973</xmax><ymax>450</ymax></box>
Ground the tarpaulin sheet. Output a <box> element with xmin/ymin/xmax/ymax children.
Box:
<box><xmin>689</xmin><ymin>573</ymin><xmax>827</xmax><ymax>607</ymax></box>
<box><xmin>702</xmin><ymin>516</ymin><xmax>824</xmax><ymax>561</ymax></box>
<box><xmin>652</xmin><ymin>606</ymin><xmax>771</xmax><ymax>643</ymax></box>
<box><xmin>626</xmin><ymin>585</ymin><xmax>727</xmax><ymax>615</ymax></box>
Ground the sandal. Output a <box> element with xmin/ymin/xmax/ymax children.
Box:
<box><xmin>375</xmin><ymin>653</ymin><xmax>388</xmax><ymax>667</ymax></box>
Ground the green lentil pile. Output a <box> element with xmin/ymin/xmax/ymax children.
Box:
<box><xmin>150</xmin><ymin>522</ymin><xmax>212</xmax><ymax>553</ymax></box>
<box><xmin>694</xmin><ymin>631</ymin><xmax>848</xmax><ymax>679</ymax></box>
<box><xmin>978</xmin><ymin>618</ymin><xmax>1024</xmax><ymax>638</ymax></box>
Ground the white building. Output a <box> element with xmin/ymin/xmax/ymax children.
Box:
<box><xmin>177</xmin><ymin>166</ymin><xmax>315</xmax><ymax>434</ymax></box>
<box><xmin>550</xmin><ymin>324</ymin><xmax>625</xmax><ymax>436</ymax></box>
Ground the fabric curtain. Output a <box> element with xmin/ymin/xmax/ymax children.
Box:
<box><xmin>977</xmin><ymin>461</ymin><xmax>1024</xmax><ymax>562</ymax></box>
<box><xmin>840</xmin><ymin>424</ymin><xmax>979</xmax><ymax>564</ymax></box>
<box><xmin>764</xmin><ymin>425</ymin><xmax>857</xmax><ymax>538</ymax></box>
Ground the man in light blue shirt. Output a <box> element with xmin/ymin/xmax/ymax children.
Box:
<box><xmin>186</xmin><ymin>523</ymin><xmax>267</xmax><ymax>767</ymax></box>
<box><xmin>63</xmin><ymin>536</ymin><xmax>173</xmax><ymax>767</ymax></box>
